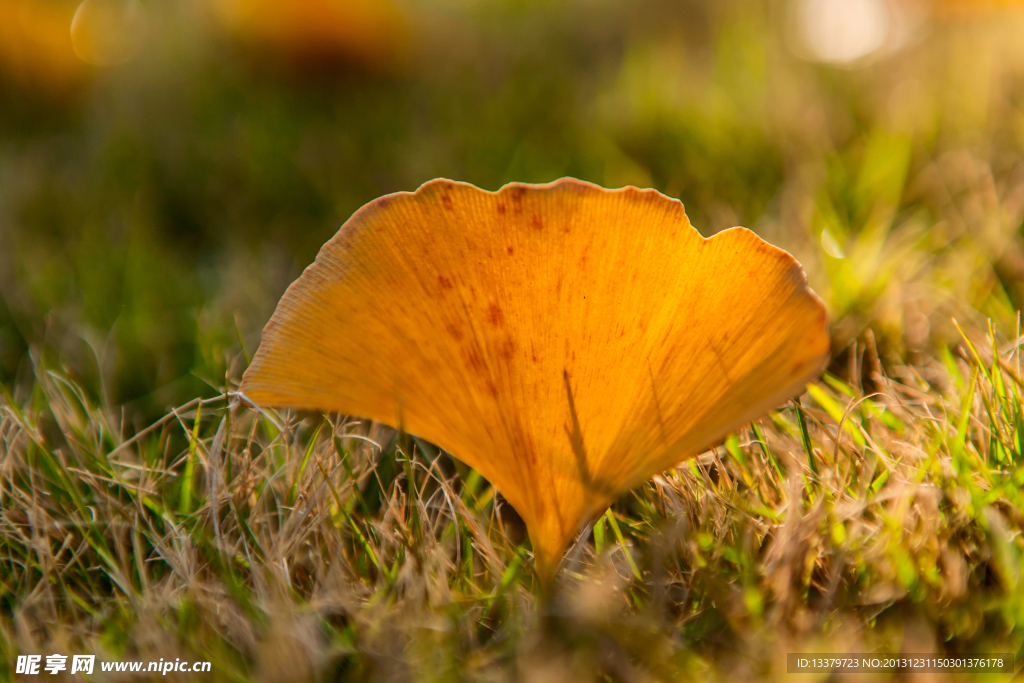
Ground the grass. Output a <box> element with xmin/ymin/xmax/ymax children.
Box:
<box><xmin>6</xmin><ymin>0</ymin><xmax>1024</xmax><ymax>679</ymax></box>
<box><xmin>4</xmin><ymin>322</ymin><xmax>1024</xmax><ymax>681</ymax></box>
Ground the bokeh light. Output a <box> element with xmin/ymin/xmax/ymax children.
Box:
<box><xmin>787</xmin><ymin>0</ymin><xmax>923</xmax><ymax>66</ymax></box>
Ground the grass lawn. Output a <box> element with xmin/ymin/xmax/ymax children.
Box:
<box><xmin>5</xmin><ymin>324</ymin><xmax>1024</xmax><ymax>680</ymax></box>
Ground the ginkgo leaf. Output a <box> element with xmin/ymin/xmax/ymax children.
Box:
<box><xmin>240</xmin><ymin>178</ymin><xmax>830</xmax><ymax>580</ymax></box>
<box><xmin>213</xmin><ymin>0</ymin><xmax>408</xmax><ymax>70</ymax></box>
<box><xmin>0</xmin><ymin>0</ymin><xmax>87</xmax><ymax>95</ymax></box>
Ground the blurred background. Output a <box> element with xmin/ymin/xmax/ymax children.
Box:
<box><xmin>3</xmin><ymin>0</ymin><xmax>1024</xmax><ymax>424</ymax></box>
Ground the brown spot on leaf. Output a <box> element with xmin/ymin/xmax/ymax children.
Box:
<box><xmin>463</xmin><ymin>347</ymin><xmax>486</xmax><ymax>374</ymax></box>
<box><xmin>486</xmin><ymin>303</ymin><xmax>504</xmax><ymax>326</ymax></box>
<box><xmin>531</xmin><ymin>342</ymin><xmax>538</xmax><ymax>363</ymax></box>
<box><xmin>437</xmin><ymin>275</ymin><xmax>454</xmax><ymax>290</ymax></box>
<box><xmin>511</xmin><ymin>188</ymin><xmax>525</xmax><ymax>215</ymax></box>
<box><xmin>507</xmin><ymin>246</ymin><xmax>515</xmax><ymax>256</ymax></box>
<box><xmin>499</xmin><ymin>338</ymin><xmax>516</xmax><ymax>361</ymax></box>
<box><xmin>485</xmin><ymin>380</ymin><xmax>499</xmax><ymax>397</ymax></box>
<box><xmin>446</xmin><ymin>324</ymin><xmax>464</xmax><ymax>341</ymax></box>
<box><xmin>497</xmin><ymin>202</ymin><xmax>506</xmax><ymax>215</ymax></box>
<box><xmin>441</xmin><ymin>193</ymin><xmax>453</xmax><ymax>211</ymax></box>
<box><xmin>531</xmin><ymin>214</ymin><xmax>543</xmax><ymax>231</ymax></box>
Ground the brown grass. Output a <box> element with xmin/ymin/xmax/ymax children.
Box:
<box><xmin>3</xmin><ymin>323</ymin><xmax>1024</xmax><ymax>681</ymax></box>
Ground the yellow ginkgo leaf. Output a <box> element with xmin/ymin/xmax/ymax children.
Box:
<box><xmin>240</xmin><ymin>178</ymin><xmax>830</xmax><ymax>580</ymax></box>
<box><xmin>213</xmin><ymin>0</ymin><xmax>408</xmax><ymax>71</ymax></box>
<box><xmin>0</xmin><ymin>0</ymin><xmax>86</xmax><ymax>96</ymax></box>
